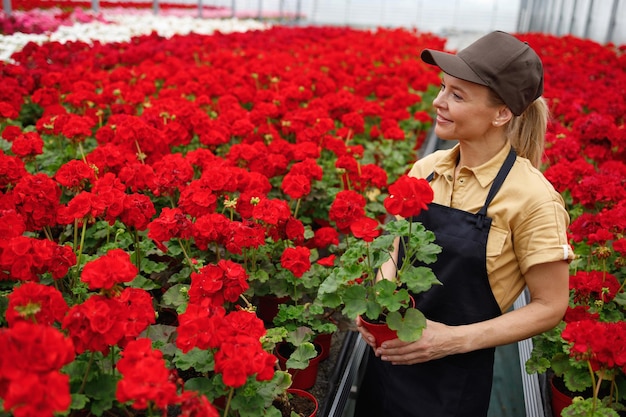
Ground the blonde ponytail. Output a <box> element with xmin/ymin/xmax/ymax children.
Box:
<box><xmin>505</xmin><ymin>97</ymin><xmax>548</xmax><ymax>169</ymax></box>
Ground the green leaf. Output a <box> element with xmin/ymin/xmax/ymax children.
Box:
<box><xmin>84</xmin><ymin>374</ymin><xmax>118</xmax><ymax>416</ymax></box>
<box><xmin>141</xmin><ymin>324</ymin><xmax>177</xmax><ymax>356</ymax></box>
<box><xmin>561</xmin><ymin>397</ymin><xmax>620</xmax><ymax>417</ymax></box>
<box><xmin>139</xmin><ymin>257</ymin><xmax>169</xmax><ymax>274</ymax></box>
<box><xmin>341</xmin><ymin>285</ymin><xmax>368</xmax><ymax>319</ymax></box>
<box><xmin>386</xmin><ymin>308</ymin><xmax>426</xmax><ymax>342</ymax></box>
<box><xmin>374</xmin><ymin>279</ymin><xmax>409</xmax><ymax>312</ymax></box>
<box><xmin>249</xmin><ymin>268</ymin><xmax>270</xmax><ymax>284</ymax></box>
<box><xmin>184</xmin><ymin>377</ymin><xmax>214</xmax><ymax>395</ymax></box>
<box><xmin>162</xmin><ymin>284</ymin><xmax>189</xmax><ymax>309</ymax></box>
<box><xmin>69</xmin><ymin>393</ymin><xmax>89</xmax><ymax>411</ymax></box>
<box><xmin>400</xmin><ymin>266</ymin><xmax>442</xmax><ymax>294</ymax></box>
<box><xmin>284</xmin><ymin>342</ymin><xmax>317</xmax><ymax>370</ymax></box>
<box><xmin>128</xmin><ymin>274</ymin><xmax>160</xmax><ymax>290</ymax></box>
<box><xmin>174</xmin><ymin>347</ymin><xmax>215</xmax><ymax>373</ymax></box>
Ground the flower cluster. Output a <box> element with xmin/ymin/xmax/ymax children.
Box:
<box><xmin>0</xmin><ymin>19</ymin><xmax>439</xmax><ymax>417</ymax></box>
<box><xmin>519</xmin><ymin>33</ymin><xmax>626</xmax><ymax>416</ymax></box>
<box><xmin>0</xmin><ymin>321</ymin><xmax>75</xmax><ymax>417</ymax></box>
<box><xmin>0</xmin><ymin>10</ymin><xmax>624</xmax><ymax>417</ymax></box>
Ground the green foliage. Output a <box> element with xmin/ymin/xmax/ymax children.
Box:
<box><xmin>562</xmin><ymin>397</ymin><xmax>620</xmax><ymax>417</ymax></box>
<box><xmin>387</xmin><ymin>307</ymin><xmax>427</xmax><ymax>342</ymax></box>
<box><xmin>317</xmin><ymin>217</ymin><xmax>441</xmax><ymax>342</ymax></box>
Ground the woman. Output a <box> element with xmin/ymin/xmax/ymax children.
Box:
<box><xmin>354</xmin><ymin>31</ymin><xmax>574</xmax><ymax>417</ymax></box>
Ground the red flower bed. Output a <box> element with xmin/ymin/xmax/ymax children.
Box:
<box><xmin>0</xmin><ymin>25</ymin><xmax>624</xmax><ymax>416</ymax></box>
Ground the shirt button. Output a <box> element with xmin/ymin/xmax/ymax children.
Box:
<box><xmin>446</xmin><ymin>175</ymin><xmax>453</xmax><ymax>181</ymax></box>
<box><xmin>459</xmin><ymin>178</ymin><xmax>465</xmax><ymax>184</ymax></box>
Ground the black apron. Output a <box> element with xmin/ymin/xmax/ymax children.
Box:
<box><xmin>355</xmin><ymin>148</ymin><xmax>517</xmax><ymax>417</ymax></box>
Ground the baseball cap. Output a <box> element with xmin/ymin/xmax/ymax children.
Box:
<box><xmin>420</xmin><ymin>31</ymin><xmax>544</xmax><ymax>116</ymax></box>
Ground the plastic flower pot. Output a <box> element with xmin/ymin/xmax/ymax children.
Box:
<box><xmin>359</xmin><ymin>296</ymin><xmax>416</xmax><ymax>348</ymax></box>
<box><xmin>286</xmin><ymin>388</ymin><xmax>319</xmax><ymax>417</ymax></box>
<box><xmin>550</xmin><ymin>376</ymin><xmax>573</xmax><ymax>416</ymax></box>
<box><xmin>313</xmin><ymin>331</ymin><xmax>333</xmax><ymax>361</ymax></box>
<box><xmin>276</xmin><ymin>342</ymin><xmax>324</xmax><ymax>390</ymax></box>
<box><xmin>358</xmin><ymin>316</ymin><xmax>400</xmax><ymax>348</ymax></box>
<box><xmin>256</xmin><ymin>295</ymin><xmax>289</xmax><ymax>324</ymax></box>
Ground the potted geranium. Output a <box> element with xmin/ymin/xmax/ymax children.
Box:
<box><xmin>525</xmin><ymin>230</ymin><xmax>626</xmax><ymax>417</ymax></box>
<box><xmin>317</xmin><ymin>174</ymin><xmax>442</xmax><ymax>345</ymax></box>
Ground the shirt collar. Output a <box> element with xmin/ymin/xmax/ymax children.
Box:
<box><xmin>433</xmin><ymin>143</ymin><xmax>513</xmax><ymax>188</ymax></box>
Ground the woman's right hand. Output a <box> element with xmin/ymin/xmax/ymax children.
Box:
<box><xmin>355</xmin><ymin>316</ymin><xmax>379</xmax><ymax>352</ymax></box>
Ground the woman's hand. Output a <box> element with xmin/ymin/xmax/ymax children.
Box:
<box><xmin>355</xmin><ymin>316</ymin><xmax>378</xmax><ymax>349</ymax></box>
<box><xmin>364</xmin><ymin>319</ymin><xmax>462</xmax><ymax>365</ymax></box>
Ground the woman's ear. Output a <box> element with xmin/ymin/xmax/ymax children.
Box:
<box><xmin>493</xmin><ymin>106</ymin><xmax>513</xmax><ymax>127</ymax></box>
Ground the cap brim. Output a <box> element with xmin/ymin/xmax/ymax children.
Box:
<box><xmin>420</xmin><ymin>49</ymin><xmax>487</xmax><ymax>86</ymax></box>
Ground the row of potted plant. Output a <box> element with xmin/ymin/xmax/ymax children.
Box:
<box><xmin>0</xmin><ymin>18</ymin><xmax>624</xmax><ymax>417</ymax></box>
<box><xmin>522</xmin><ymin>34</ymin><xmax>626</xmax><ymax>417</ymax></box>
<box><xmin>0</xmin><ymin>22</ymin><xmax>443</xmax><ymax>417</ymax></box>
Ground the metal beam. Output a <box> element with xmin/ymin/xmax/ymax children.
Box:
<box><xmin>605</xmin><ymin>0</ymin><xmax>619</xmax><ymax>44</ymax></box>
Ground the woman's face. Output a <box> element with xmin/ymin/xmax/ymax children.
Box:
<box><xmin>433</xmin><ymin>73</ymin><xmax>503</xmax><ymax>142</ymax></box>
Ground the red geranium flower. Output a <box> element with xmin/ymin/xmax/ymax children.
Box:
<box><xmin>221</xmin><ymin>220</ymin><xmax>264</xmax><ymax>255</ymax></box>
<box><xmin>281</xmin><ymin>172</ymin><xmax>311</xmax><ymax>200</ymax></box>
<box><xmin>280</xmin><ymin>246</ymin><xmax>311</xmax><ymax>278</ymax></box>
<box><xmin>56</xmin><ymin>191</ymin><xmax>106</xmax><ymax>225</ymax></box>
<box><xmin>12</xmin><ymin>173</ymin><xmax>61</xmax><ymax>231</ymax></box>
<box><xmin>0</xmin><ymin>321</ymin><xmax>74</xmax><ymax>417</ymax></box>
<box><xmin>6</xmin><ymin>282</ymin><xmax>69</xmax><ymax>326</ymax></box>
<box><xmin>309</xmin><ymin>226</ymin><xmax>340</xmax><ymax>249</ymax></box>
<box><xmin>151</xmin><ymin>153</ymin><xmax>195</xmax><ymax>197</ymax></box>
<box><xmin>0</xmin><ymin>208</ymin><xmax>26</xmax><ymax>239</ymax></box>
<box><xmin>0</xmin><ymin>236</ymin><xmax>75</xmax><ymax>282</ymax></box>
<box><xmin>116</xmin><ymin>338</ymin><xmax>179</xmax><ymax>411</ymax></box>
<box><xmin>317</xmin><ymin>254</ymin><xmax>336</xmax><ymax>267</ymax></box>
<box><xmin>0</xmin><ymin>153</ymin><xmax>27</xmax><ymax>190</ymax></box>
<box><xmin>54</xmin><ymin>159</ymin><xmax>96</xmax><ymax>193</ymax></box>
<box><xmin>147</xmin><ymin>207</ymin><xmax>193</xmax><ymax>252</ymax></box>
<box><xmin>569</xmin><ymin>270</ymin><xmax>621</xmax><ymax>304</ymax></box>
<box><xmin>81</xmin><ymin>248</ymin><xmax>138</xmax><ymax>290</ymax></box>
<box><xmin>613</xmin><ymin>238</ymin><xmax>626</xmax><ymax>256</ymax></box>
<box><xmin>176</xmin><ymin>304</ymin><xmax>226</xmax><ymax>353</ymax></box>
<box><xmin>350</xmin><ymin>217</ymin><xmax>381</xmax><ymax>242</ymax></box>
<box><xmin>120</xmin><ymin>193</ymin><xmax>156</xmax><ymax>231</ymax></box>
<box><xmin>192</xmin><ymin>213</ymin><xmax>232</xmax><ymax>250</ymax></box>
<box><xmin>252</xmin><ymin>198</ymin><xmax>292</xmax><ymax>226</ymax></box>
<box><xmin>11</xmin><ymin>131</ymin><xmax>43</xmax><ymax>159</ymax></box>
<box><xmin>383</xmin><ymin>174</ymin><xmax>434</xmax><ymax>219</ymax></box>
<box><xmin>329</xmin><ymin>189</ymin><xmax>366</xmax><ymax>232</ymax></box>
<box><xmin>188</xmin><ymin>259</ymin><xmax>249</xmax><ymax>307</ymax></box>
<box><xmin>178</xmin><ymin>178</ymin><xmax>219</xmax><ymax>218</ymax></box>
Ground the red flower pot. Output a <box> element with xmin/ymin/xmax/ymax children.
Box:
<box><xmin>550</xmin><ymin>376</ymin><xmax>573</xmax><ymax>416</ymax></box>
<box><xmin>276</xmin><ymin>342</ymin><xmax>324</xmax><ymax>390</ymax></box>
<box><xmin>358</xmin><ymin>316</ymin><xmax>399</xmax><ymax>348</ymax></box>
<box><xmin>256</xmin><ymin>295</ymin><xmax>289</xmax><ymax>324</ymax></box>
<box><xmin>287</xmin><ymin>388</ymin><xmax>318</xmax><ymax>417</ymax></box>
<box><xmin>313</xmin><ymin>332</ymin><xmax>333</xmax><ymax>361</ymax></box>
<box><xmin>359</xmin><ymin>296</ymin><xmax>416</xmax><ymax>348</ymax></box>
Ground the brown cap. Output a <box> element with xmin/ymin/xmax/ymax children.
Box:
<box><xmin>420</xmin><ymin>31</ymin><xmax>543</xmax><ymax>116</ymax></box>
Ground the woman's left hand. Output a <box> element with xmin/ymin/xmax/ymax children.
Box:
<box><xmin>375</xmin><ymin>320</ymin><xmax>461</xmax><ymax>365</ymax></box>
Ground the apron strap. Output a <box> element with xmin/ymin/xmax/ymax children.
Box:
<box><xmin>476</xmin><ymin>147</ymin><xmax>516</xmax><ymax>222</ymax></box>
<box><xmin>424</xmin><ymin>147</ymin><xmax>517</xmax><ymax>229</ymax></box>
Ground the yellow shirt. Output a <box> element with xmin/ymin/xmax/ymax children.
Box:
<box><xmin>408</xmin><ymin>143</ymin><xmax>575</xmax><ymax>312</ymax></box>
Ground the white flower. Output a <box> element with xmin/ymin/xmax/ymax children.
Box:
<box><xmin>0</xmin><ymin>9</ymin><xmax>270</xmax><ymax>63</ymax></box>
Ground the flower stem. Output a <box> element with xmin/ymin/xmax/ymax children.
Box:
<box><xmin>74</xmin><ymin>219</ymin><xmax>88</xmax><ymax>282</ymax></box>
<box><xmin>588</xmin><ymin>360</ymin><xmax>599</xmax><ymax>412</ymax></box>
<box><xmin>177</xmin><ymin>239</ymin><xmax>197</xmax><ymax>272</ymax></box>
<box><xmin>77</xmin><ymin>351</ymin><xmax>96</xmax><ymax>395</ymax></box>
<box><xmin>133</xmin><ymin>228</ymin><xmax>141</xmax><ymax>270</ymax></box>
<box><xmin>222</xmin><ymin>387</ymin><xmax>235</xmax><ymax>417</ymax></box>
<box><xmin>293</xmin><ymin>198</ymin><xmax>302</xmax><ymax>219</ymax></box>
<box><xmin>78</xmin><ymin>142</ymin><xmax>88</xmax><ymax>164</ymax></box>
